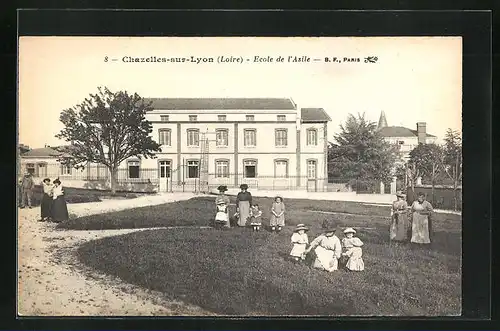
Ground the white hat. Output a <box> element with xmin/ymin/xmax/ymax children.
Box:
<box><xmin>343</xmin><ymin>227</ymin><xmax>356</xmax><ymax>234</ymax></box>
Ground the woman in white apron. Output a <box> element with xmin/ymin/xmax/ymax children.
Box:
<box><xmin>304</xmin><ymin>221</ymin><xmax>342</xmax><ymax>272</ymax></box>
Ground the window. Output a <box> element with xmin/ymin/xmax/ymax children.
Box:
<box><xmin>187</xmin><ymin>129</ymin><xmax>199</xmax><ymax>146</ymax></box>
<box><xmin>215</xmin><ymin>160</ymin><xmax>229</xmax><ymax>178</ymax></box>
<box><xmin>307</xmin><ymin>160</ymin><xmax>317</xmax><ymax>179</ymax></box>
<box><xmin>216</xmin><ymin>129</ymin><xmax>228</xmax><ymax>147</ymax></box>
<box><xmin>274</xmin><ymin>159</ymin><xmax>288</xmax><ymax>178</ymax></box>
<box><xmin>398</xmin><ymin>140</ymin><xmax>405</xmax><ymax>145</ymax></box>
<box><xmin>187</xmin><ymin>160</ymin><xmax>199</xmax><ymax>178</ymax></box>
<box><xmin>306</xmin><ymin>129</ymin><xmax>318</xmax><ymax>146</ymax></box>
<box><xmin>275</xmin><ymin>129</ymin><xmax>288</xmax><ymax>147</ymax></box>
<box><xmin>60</xmin><ymin>163</ymin><xmax>72</xmax><ymax>176</ymax></box>
<box><xmin>128</xmin><ymin>160</ymin><xmax>140</xmax><ymax>179</ymax></box>
<box><xmin>244</xmin><ymin>129</ymin><xmax>256</xmax><ymax>147</ymax></box>
<box><xmin>244</xmin><ymin>160</ymin><xmax>257</xmax><ymax>178</ymax></box>
<box><xmin>160</xmin><ymin>115</ymin><xmax>169</xmax><ymax>122</ymax></box>
<box><xmin>218</xmin><ymin>115</ymin><xmax>227</xmax><ymax>122</ymax></box>
<box><xmin>246</xmin><ymin>115</ymin><xmax>255</xmax><ymax>121</ymax></box>
<box><xmin>158</xmin><ymin>129</ymin><xmax>171</xmax><ymax>146</ymax></box>
<box><xmin>189</xmin><ymin>115</ymin><xmax>198</xmax><ymax>122</ymax></box>
<box><xmin>26</xmin><ymin>163</ymin><xmax>35</xmax><ymax>175</ymax></box>
<box><xmin>159</xmin><ymin>160</ymin><xmax>171</xmax><ymax>178</ymax></box>
<box><xmin>37</xmin><ymin>163</ymin><xmax>47</xmax><ymax>177</ymax></box>
<box><xmin>277</xmin><ymin>115</ymin><xmax>286</xmax><ymax>122</ymax></box>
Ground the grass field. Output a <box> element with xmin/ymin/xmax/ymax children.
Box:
<box><xmin>73</xmin><ymin>196</ymin><xmax>461</xmax><ymax>316</ymax></box>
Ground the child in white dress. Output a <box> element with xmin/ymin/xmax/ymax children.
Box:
<box><xmin>215</xmin><ymin>200</ymin><xmax>229</xmax><ymax>229</ymax></box>
<box><xmin>341</xmin><ymin>228</ymin><xmax>365</xmax><ymax>271</ymax></box>
<box><xmin>290</xmin><ymin>224</ymin><xmax>309</xmax><ymax>262</ymax></box>
<box><xmin>248</xmin><ymin>204</ymin><xmax>263</xmax><ymax>231</ymax></box>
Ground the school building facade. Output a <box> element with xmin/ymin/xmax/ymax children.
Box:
<box><xmin>19</xmin><ymin>98</ymin><xmax>331</xmax><ymax>193</ymax></box>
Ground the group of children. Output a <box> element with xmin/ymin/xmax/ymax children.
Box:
<box><xmin>240</xmin><ymin>196</ymin><xmax>285</xmax><ymax>233</ymax></box>
<box><xmin>289</xmin><ymin>223</ymin><xmax>365</xmax><ymax>272</ymax></box>
<box><xmin>214</xmin><ymin>186</ymin><xmax>364</xmax><ymax>272</ymax></box>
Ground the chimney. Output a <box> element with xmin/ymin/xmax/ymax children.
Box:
<box><xmin>417</xmin><ymin>122</ymin><xmax>427</xmax><ymax>144</ymax></box>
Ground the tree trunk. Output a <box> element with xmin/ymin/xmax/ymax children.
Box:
<box><xmin>431</xmin><ymin>181</ymin><xmax>435</xmax><ymax>206</ymax></box>
<box><xmin>453</xmin><ymin>180</ymin><xmax>458</xmax><ymax>211</ymax></box>
<box><xmin>109</xmin><ymin>167</ymin><xmax>118</xmax><ymax>194</ymax></box>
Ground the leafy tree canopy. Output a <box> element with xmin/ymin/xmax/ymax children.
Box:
<box><xmin>55</xmin><ymin>87</ymin><xmax>162</xmax><ymax>192</ymax></box>
<box><xmin>328</xmin><ymin>113</ymin><xmax>397</xmax><ymax>182</ymax></box>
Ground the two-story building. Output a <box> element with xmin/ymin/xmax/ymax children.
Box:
<box><xmin>376</xmin><ymin>111</ymin><xmax>437</xmax><ymax>163</ymax></box>
<box><xmin>137</xmin><ymin>98</ymin><xmax>331</xmax><ymax>192</ymax></box>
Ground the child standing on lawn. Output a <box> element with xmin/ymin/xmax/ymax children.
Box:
<box><xmin>270</xmin><ymin>196</ymin><xmax>285</xmax><ymax>232</ymax></box>
<box><xmin>341</xmin><ymin>228</ymin><xmax>364</xmax><ymax>271</ymax></box>
<box><xmin>290</xmin><ymin>224</ymin><xmax>309</xmax><ymax>262</ymax></box>
<box><xmin>248</xmin><ymin>204</ymin><xmax>263</xmax><ymax>231</ymax></box>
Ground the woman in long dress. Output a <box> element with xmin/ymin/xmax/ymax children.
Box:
<box><xmin>303</xmin><ymin>221</ymin><xmax>343</xmax><ymax>272</ymax></box>
<box><xmin>51</xmin><ymin>178</ymin><xmax>69</xmax><ymax>223</ymax></box>
<box><xmin>215</xmin><ymin>185</ymin><xmax>231</xmax><ymax>228</ymax></box>
<box><xmin>39</xmin><ymin>178</ymin><xmax>53</xmax><ymax>222</ymax></box>
<box><xmin>390</xmin><ymin>192</ymin><xmax>409</xmax><ymax>242</ymax></box>
<box><xmin>410</xmin><ymin>192</ymin><xmax>434</xmax><ymax>244</ymax></box>
<box><xmin>236</xmin><ymin>184</ymin><xmax>252</xmax><ymax>227</ymax></box>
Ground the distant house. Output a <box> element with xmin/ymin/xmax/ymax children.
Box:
<box><xmin>376</xmin><ymin>111</ymin><xmax>437</xmax><ymax>162</ymax></box>
<box><xmin>19</xmin><ymin>145</ymin><xmax>73</xmax><ymax>179</ymax></box>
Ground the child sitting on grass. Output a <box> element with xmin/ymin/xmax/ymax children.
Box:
<box><xmin>290</xmin><ymin>224</ymin><xmax>309</xmax><ymax>262</ymax></box>
<box><xmin>248</xmin><ymin>204</ymin><xmax>263</xmax><ymax>231</ymax></box>
<box><xmin>341</xmin><ymin>227</ymin><xmax>364</xmax><ymax>271</ymax></box>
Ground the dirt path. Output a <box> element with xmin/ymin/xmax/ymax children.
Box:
<box><xmin>17</xmin><ymin>193</ymin><xmax>216</xmax><ymax>316</ymax></box>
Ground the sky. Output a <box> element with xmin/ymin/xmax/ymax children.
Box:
<box><xmin>18</xmin><ymin>37</ymin><xmax>462</xmax><ymax>148</ymax></box>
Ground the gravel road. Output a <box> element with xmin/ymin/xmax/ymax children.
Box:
<box><xmin>17</xmin><ymin>193</ymin><xmax>216</xmax><ymax>316</ymax></box>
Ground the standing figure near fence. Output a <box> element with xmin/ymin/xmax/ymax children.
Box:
<box><xmin>39</xmin><ymin>178</ymin><xmax>53</xmax><ymax>222</ymax></box>
<box><xmin>390</xmin><ymin>192</ymin><xmax>409</xmax><ymax>243</ymax></box>
<box><xmin>410</xmin><ymin>192</ymin><xmax>434</xmax><ymax>245</ymax></box>
<box><xmin>270</xmin><ymin>196</ymin><xmax>285</xmax><ymax>232</ymax></box>
<box><xmin>20</xmin><ymin>172</ymin><xmax>34</xmax><ymax>209</ymax></box>
<box><xmin>214</xmin><ymin>185</ymin><xmax>230</xmax><ymax>228</ymax></box>
<box><xmin>236</xmin><ymin>184</ymin><xmax>252</xmax><ymax>227</ymax></box>
<box><xmin>51</xmin><ymin>178</ymin><xmax>69</xmax><ymax>223</ymax></box>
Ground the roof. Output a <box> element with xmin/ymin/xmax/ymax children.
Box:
<box><xmin>145</xmin><ymin>98</ymin><xmax>296</xmax><ymax>110</ymax></box>
<box><xmin>378</xmin><ymin>126</ymin><xmax>436</xmax><ymax>138</ymax></box>
<box><xmin>21</xmin><ymin>146</ymin><xmax>69</xmax><ymax>158</ymax></box>
<box><xmin>301</xmin><ymin>108</ymin><xmax>332</xmax><ymax>122</ymax></box>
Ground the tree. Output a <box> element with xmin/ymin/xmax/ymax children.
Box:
<box><xmin>328</xmin><ymin>113</ymin><xmax>397</xmax><ymax>192</ymax></box>
<box><xmin>19</xmin><ymin>144</ymin><xmax>31</xmax><ymax>154</ymax></box>
<box><xmin>55</xmin><ymin>87</ymin><xmax>162</xmax><ymax>194</ymax></box>
<box><xmin>441</xmin><ymin>129</ymin><xmax>462</xmax><ymax>210</ymax></box>
<box><xmin>409</xmin><ymin>143</ymin><xmax>444</xmax><ymax>205</ymax></box>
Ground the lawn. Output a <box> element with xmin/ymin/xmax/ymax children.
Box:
<box><xmin>74</xmin><ymin>196</ymin><xmax>461</xmax><ymax>316</ymax></box>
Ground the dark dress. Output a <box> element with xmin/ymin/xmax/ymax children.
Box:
<box><xmin>51</xmin><ymin>186</ymin><xmax>69</xmax><ymax>222</ymax></box>
<box><xmin>41</xmin><ymin>183</ymin><xmax>53</xmax><ymax>219</ymax></box>
<box><xmin>236</xmin><ymin>191</ymin><xmax>252</xmax><ymax>227</ymax></box>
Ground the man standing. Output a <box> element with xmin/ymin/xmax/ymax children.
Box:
<box><xmin>20</xmin><ymin>172</ymin><xmax>34</xmax><ymax>208</ymax></box>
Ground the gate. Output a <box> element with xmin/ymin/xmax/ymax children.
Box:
<box><xmin>307</xmin><ymin>179</ymin><xmax>317</xmax><ymax>192</ymax></box>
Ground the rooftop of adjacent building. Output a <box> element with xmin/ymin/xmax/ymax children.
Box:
<box><xmin>20</xmin><ymin>145</ymin><xmax>69</xmax><ymax>158</ymax></box>
<box><xmin>376</xmin><ymin>111</ymin><xmax>436</xmax><ymax>138</ymax></box>
<box><xmin>145</xmin><ymin>98</ymin><xmax>331</xmax><ymax>123</ymax></box>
